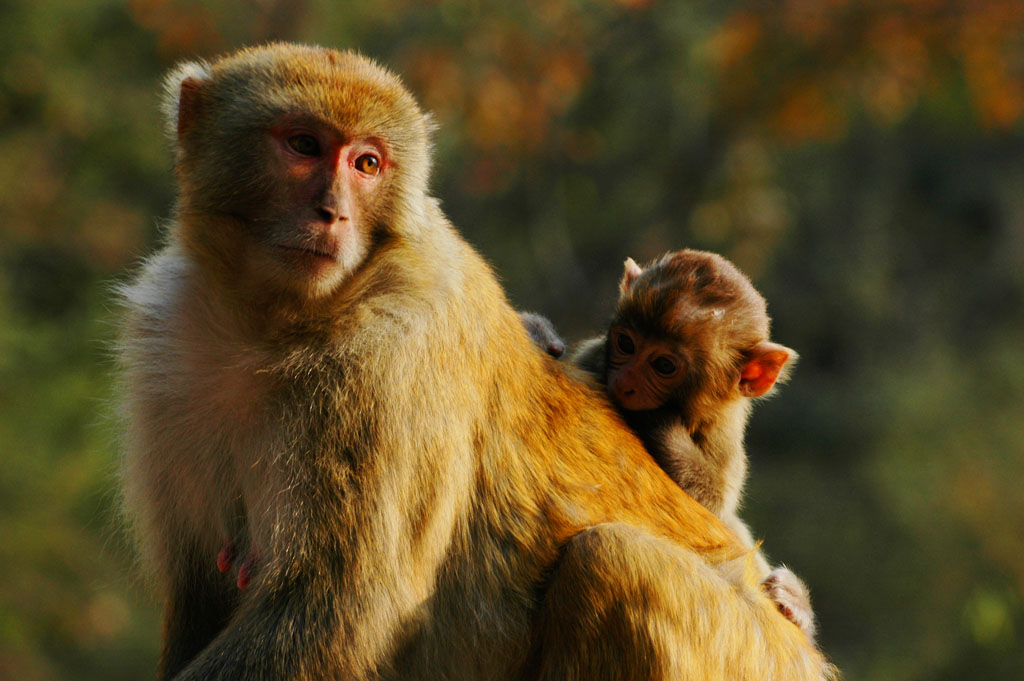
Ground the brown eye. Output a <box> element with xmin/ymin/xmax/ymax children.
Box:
<box><xmin>615</xmin><ymin>331</ymin><xmax>635</xmax><ymax>355</ymax></box>
<box><xmin>651</xmin><ymin>356</ymin><xmax>678</xmax><ymax>377</ymax></box>
<box><xmin>287</xmin><ymin>134</ymin><xmax>320</xmax><ymax>156</ymax></box>
<box><xmin>354</xmin><ymin>153</ymin><xmax>380</xmax><ymax>175</ymax></box>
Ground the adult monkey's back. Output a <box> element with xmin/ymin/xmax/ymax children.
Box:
<box><xmin>117</xmin><ymin>43</ymin><xmax>834</xmax><ymax>681</ymax></box>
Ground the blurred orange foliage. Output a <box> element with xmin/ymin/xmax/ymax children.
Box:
<box><xmin>397</xmin><ymin>6</ymin><xmax>596</xmax><ymax>192</ymax></box>
<box><xmin>704</xmin><ymin>0</ymin><xmax>1024</xmax><ymax>141</ymax></box>
<box><xmin>129</xmin><ymin>0</ymin><xmax>224</xmax><ymax>57</ymax></box>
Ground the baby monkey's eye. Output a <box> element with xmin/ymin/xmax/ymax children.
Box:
<box><xmin>287</xmin><ymin>134</ymin><xmax>321</xmax><ymax>156</ymax></box>
<box><xmin>651</xmin><ymin>356</ymin><xmax>678</xmax><ymax>377</ymax></box>
<box><xmin>354</xmin><ymin>153</ymin><xmax>380</xmax><ymax>175</ymax></box>
<box><xmin>615</xmin><ymin>331</ymin><xmax>635</xmax><ymax>355</ymax></box>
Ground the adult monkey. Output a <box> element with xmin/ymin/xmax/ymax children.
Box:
<box><xmin>118</xmin><ymin>44</ymin><xmax>834</xmax><ymax>680</ymax></box>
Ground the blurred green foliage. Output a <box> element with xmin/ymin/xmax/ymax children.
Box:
<box><xmin>1</xmin><ymin>1</ymin><xmax>1023</xmax><ymax>679</ymax></box>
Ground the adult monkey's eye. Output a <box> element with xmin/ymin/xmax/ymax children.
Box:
<box><xmin>651</xmin><ymin>356</ymin><xmax>678</xmax><ymax>377</ymax></box>
<box><xmin>287</xmin><ymin>134</ymin><xmax>320</xmax><ymax>156</ymax></box>
<box><xmin>615</xmin><ymin>331</ymin><xmax>635</xmax><ymax>355</ymax></box>
<box><xmin>354</xmin><ymin>154</ymin><xmax>380</xmax><ymax>175</ymax></box>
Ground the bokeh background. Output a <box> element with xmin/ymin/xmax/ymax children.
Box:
<box><xmin>2</xmin><ymin>1</ymin><xmax>1023</xmax><ymax>679</ymax></box>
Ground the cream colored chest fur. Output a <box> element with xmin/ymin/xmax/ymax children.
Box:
<box><xmin>121</xmin><ymin>255</ymin><xmax>286</xmax><ymax>561</ymax></box>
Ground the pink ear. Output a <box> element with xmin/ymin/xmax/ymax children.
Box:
<box><xmin>619</xmin><ymin>257</ymin><xmax>643</xmax><ymax>293</ymax></box>
<box><xmin>739</xmin><ymin>342</ymin><xmax>796</xmax><ymax>397</ymax></box>
<box><xmin>177</xmin><ymin>77</ymin><xmax>204</xmax><ymax>139</ymax></box>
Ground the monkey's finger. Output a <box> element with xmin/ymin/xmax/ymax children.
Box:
<box><xmin>547</xmin><ymin>341</ymin><xmax>566</xmax><ymax>358</ymax></box>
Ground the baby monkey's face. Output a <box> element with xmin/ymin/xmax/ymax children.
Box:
<box><xmin>605</xmin><ymin>326</ymin><xmax>686</xmax><ymax>411</ymax></box>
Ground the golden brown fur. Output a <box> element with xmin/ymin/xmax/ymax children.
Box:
<box><xmin>118</xmin><ymin>43</ymin><xmax>834</xmax><ymax>680</ymax></box>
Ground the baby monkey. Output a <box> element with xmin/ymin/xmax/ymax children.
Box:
<box><xmin>525</xmin><ymin>249</ymin><xmax>816</xmax><ymax>640</ymax></box>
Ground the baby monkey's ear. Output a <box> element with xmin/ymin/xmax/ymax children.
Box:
<box><xmin>738</xmin><ymin>342</ymin><xmax>797</xmax><ymax>398</ymax></box>
<box><xmin>619</xmin><ymin>257</ymin><xmax>643</xmax><ymax>294</ymax></box>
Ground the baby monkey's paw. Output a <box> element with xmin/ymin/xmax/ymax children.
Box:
<box><xmin>762</xmin><ymin>566</ymin><xmax>816</xmax><ymax>642</ymax></box>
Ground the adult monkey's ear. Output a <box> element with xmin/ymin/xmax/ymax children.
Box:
<box><xmin>162</xmin><ymin>60</ymin><xmax>212</xmax><ymax>147</ymax></box>
<box><xmin>739</xmin><ymin>342</ymin><xmax>797</xmax><ymax>398</ymax></box>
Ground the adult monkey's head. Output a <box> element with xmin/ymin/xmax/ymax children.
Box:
<box><xmin>163</xmin><ymin>43</ymin><xmax>434</xmax><ymax>300</ymax></box>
